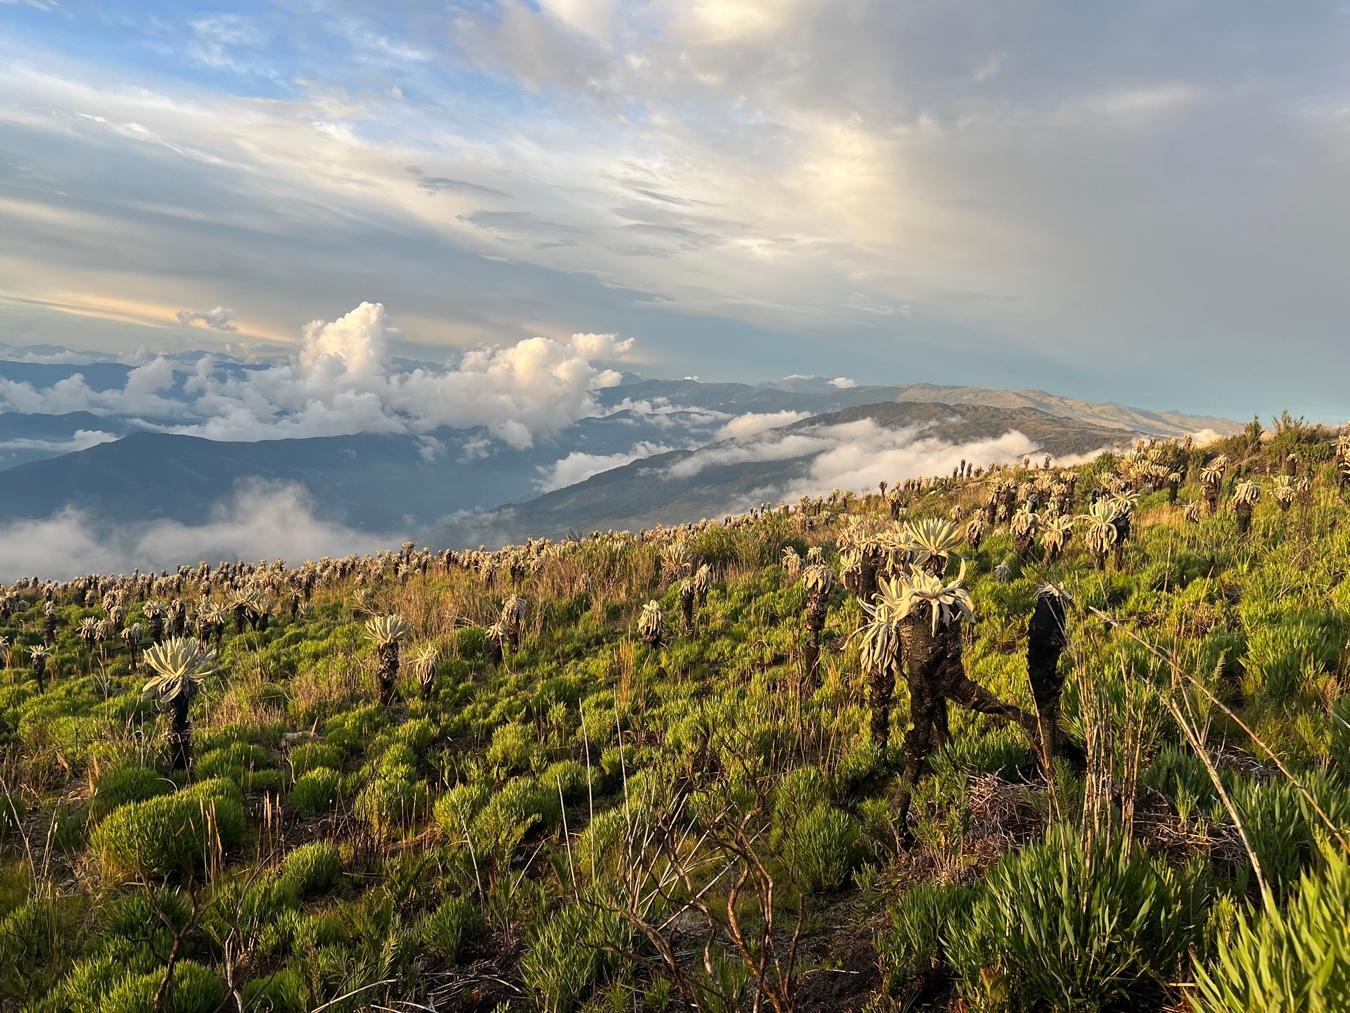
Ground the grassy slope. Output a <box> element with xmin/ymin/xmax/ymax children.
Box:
<box><xmin>0</xmin><ymin>421</ymin><xmax>1348</xmax><ymax>1011</ymax></box>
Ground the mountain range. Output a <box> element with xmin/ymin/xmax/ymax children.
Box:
<box><xmin>0</xmin><ymin>349</ymin><xmax>1238</xmax><ymax>554</ymax></box>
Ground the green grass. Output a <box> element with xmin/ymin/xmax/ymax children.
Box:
<box><xmin>2</xmin><ymin>422</ymin><xmax>1350</xmax><ymax>1009</ymax></box>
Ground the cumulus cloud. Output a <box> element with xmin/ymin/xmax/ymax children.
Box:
<box><xmin>537</xmin><ymin>441</ymin><xmax>674</xmax><ymax>491</ymax></box>
<box><xmin>0</xmin><ymin>480</ymin><xmax>396</xmax><ymax>581</ymax></box>
<box><xmin>176</xmin><ymin>306</ymin><xmax>238</xmax><ymax>332</ymax></box>
<box><xmin>0</xmin><ymin>303</ymin><xmax>640</xmax><ymax>450</ymax></box>
<box><xmin>716</xmin><ymin>410</ymin><xmax>811</xmax><ymax>441</ymax></box>
<box><xmin>830</xmin><ymin>377</ymin><xmax>857</xmax><ymax>389</ymax></box>
<box><xmin>0</xmin><ymin>359</ymin><xmax>187</xmax><ymax>419</ymax></box>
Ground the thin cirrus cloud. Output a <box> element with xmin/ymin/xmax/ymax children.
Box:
<box><xmin>0</xmin><ymin>3</ymin><xmax>1348</xmax><ymax>415</ymax></box>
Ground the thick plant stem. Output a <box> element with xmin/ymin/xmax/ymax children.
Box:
<box><xmin>377</xmin><ymin>641</ymin><xmax>400</xmax><ymax>706</ymax></box>
<box><xmin>169</xmin><ymin>693</ymin><xmax>191</xmax><ymax>771</ymax></box>
<box><xmin>1026</xmin><ymin>590</ymin><xmax>1069</xmax><ymax>768</ymax></box>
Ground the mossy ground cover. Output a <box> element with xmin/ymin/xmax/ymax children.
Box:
<box><xmin>1</xmin><ymin>419</ymin><xmax>1349</xmax><ymax>1010</ymax></box>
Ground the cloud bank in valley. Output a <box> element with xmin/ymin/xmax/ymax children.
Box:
<box><xmin>0</xmin><ymin>304</ymin><xmax>637</xmax><ymax>449</ymax></box>
<box><xmin>537</xmin><ymin>441</ymin><xmax>676</xmax><ymax>492</ymax></box>
<box><xmin>656</xmin><ymin>418</ymin><xmax>1070</xmax><ymax>511</ymax></box>
<box><xmin>0</xmin><ymin>480</ymin><xmax>397</xmax><ymax>581</ymax></box>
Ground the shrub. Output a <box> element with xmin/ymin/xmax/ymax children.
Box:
<box><xmin>322</xmin><ymin>705</ymin><xmax>387</xmax><ymax>755</ymax></box>
<box><xmin>393</xmin><ymin>717</ymin><xmax>436</xmax><ymax>756</ymax></box>
<box><xmin>101</xmin><ymin>887</ymin><xmax>192</xmax><ymax>962</ymax></box>
<box><xmin>355</xmin><ymin>767</ymin><xmax>427</xmax><ymax>843</ymax></box>
<box><xmin>486</xmin><ymin>721</ymin><xmax>538</xmax><ymax>774</ymax></box>
<box><xmin>0</xmin><ymin>894</ymin><xmax>83</xmax><ymax>999</ymax></box>
<box><xmin>876</xmin><ymin>881</ymin><xmax>978</xmax><ymax>993</ymax></box>
<box><xmin>89</xmin><ymin>767</ymin><xmax>173</xmax><ymax>824</ymax></box>
<box><xmin>99</xmin><ymin>959</ymin><xmax>224</xmax><ymax>1013</ymax></box>
<box><xmin>433</xmin><ymin>782</ymin><xmax>490</xmax><ymax>840</ymax></box>
<box><xmin>241</xmin><ymin>967</ymin><xmax>311</xmax><ymax>1013</ymax></box>
<box><xmin>785</xmin><ymin>804</ymin><xmax>863</xmax><ymax>893</ymax></box>
<box><xmin>519</xmin><ymin>901</ymin><xmax>631</xmax><ymax>1012</ymax></box>
<box><xmin>275</xmin><ymin>841</ymin><xmax>343</xmax><ymax>900</ymax></box>
<box><xmin>196</xmin><ymin>742</ymin><xmax>283</xmax><ymax>795</ymax></box>
<box><xmin>289</xmin><ymin>742</ymin><xmax>342</xmax><ymax>777</ymax></box>
<box><xmin>289</xmin><ymin>767</ymin><xmax>341</xmax><ymax>818</ymax></box>
<box><xmin>419</xmin><ymin>895</ymin><xmax>481</xmax><ymax>962</ymax></box>
<box><xmin>1194</xmin><ymin>848</ymin><xmax>1350</xmax><ymax>1010</ymax></box>
<box><xmin>90</xmin><ymin>779</ymin><xmax>244</xmax><ymax>880</ymax></box>
<box><xmin>946</xmin><ymin>827</ymin><xmax>1209</xmax><ymax>1010</ymax></box>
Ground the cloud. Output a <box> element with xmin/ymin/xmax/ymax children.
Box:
<box><xmin>4</xmin><ymin>5</ymin><xmax>1350</xmax><ymax>417</ymax></box>
<box><xmin>298</xmin><ymin>301</ymin><xmax>394</xmax><ymax>379</ymax></box>
<box><xmin>1189</xmin><ymin>428</ymin><xmax>1226</xmax><ymax>449</ymax></box>
<box><xmin>176</xmin><ymin>306</ymin><xmax>238</xmax><ymax>332</ymax></box>
<box><xmin>0</xmin><ymin>429</ymin><xmax>119</xmax><ymax>456</ymax></box>
<box><xmin>659</xmin><ymin>418</ymin><xmax>1091</xmax><ymax>506</ymax></box>
<box><xmin>829</xmin><ymin>377</ymin><xmax>857</xmax><ymax>389</ymax></box>
<box><xmin>0</xmin><ymin>303</ymin><xmax>640</xmax><ymax>449</ymax></box>
<box><xmin>715</xmin><ymin>410</ymin><xmax>811</xmax><ymax>441</ymax></box>
<box><xmin>537</xmin><ymin>440</ymin><xmax>674</xmax><ymax>491</ymax></box>
<box><xmin>0</xmin><ymin>480</ymin><xmax>396</xmax><ymax>581</ymax></box>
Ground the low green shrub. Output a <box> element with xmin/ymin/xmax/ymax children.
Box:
<box><xmin>876</xmin><ymin>881</ymin><xmax>978</xmax><ymax>993</ymax></box>
<box><xmin>946</xmin><ymin>827</ymin><xmax>1209</xmax><ymax>1010</ymax></box>
<box><xmin>786</xmin><ymin>804</ymin><xmax>863</xmax><ymax>892</ymax></box>
<box><xmin>98</xmin><ymin>958</ymin><xmax>223</xmax><ymax>1013</ymax></box>
<box><xmin>288</xmin><ymin>741</ymin><xmax>343</xmax><ymax>777</ymax></box>
<box><xmin>90</xmin><ymin>779</ymin><xmax>244</xmax><ymax>880</ymax></box>
<box><xmin>275</xmin><ymin>841</ymin><xmax>343</xmax><ymax>900</ymax></box>
<box><xmin>1194</xmin><ymin>847</ymin><xmax>1350</xmax><ymax>1010</ymax></box>
<box><xmin>355</xmin><ymin>766</ymin><xmax>427</xmax><ymax>843</ymax></box>
<box><xmin>433</xmin><ymin>782</ymin><xmax>490</xmax><ymax>840</ymax></box>
<box><xmin>88</xmin><ymin>768</ymin><xmax>173</xmax><ymax>824</ymax></box>
<box><xmin>289</xmin><ymin>767</ymin><xmax>341</xmax><ymax>818</ymax></box>
<box><xmin>419</xmin><ymin>895</ymin><xmax>481</xmax><ymax>962</ymax></box>
<box><xmin>241</xmin><ymin>967</ymin><xmax>311</xmax><ymax>1013</ymax></box>
<box><xmin>195</xmin><ymin>741</ymin><xmax>283</xmax><ymax>795</ymax></box>
<box><xmin>519</xmin><ymin>900</ymin><xmax>631</xmax><ymax>1012</ymax></box>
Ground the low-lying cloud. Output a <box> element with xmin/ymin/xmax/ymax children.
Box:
<box><xmin>0</xmin><ymin>480</ymin><xmax>397</xmax><ymax>581</ymax></box>
<box><xmin>537</xmin><ymin>441</ymin><xmax>675</xmax><ymax>492</ymax></box>
<box><xmin>0</xmin><ymin>429</ymin><xmax>119</xmax><ymax>456</ymax></box>
<box><xmin>715</xmin><ymin>410</ymin><xmax>812</xmax><ymax>441</ymax></box>
<box><xmin>659</xmin><ymin>418</ymin><xmax>1062</xmax><ymax>506</ymax></box>
<box><xmin>0</xmin><ymin>303</ymin><xmax>637</xmax><ymax>450</ymax></box>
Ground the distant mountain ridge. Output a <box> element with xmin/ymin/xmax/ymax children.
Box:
<box><xmin>597</xmin><ymin>378</ymin><xmax>1234</xmax><ymax>439</ymax></box>
<box><xmin>0</xmin><ymin>360</ymin><xmax>1237</xmax><ymax>543</ymax></box>
<box><xmin>427</xmin><ymin>400</ymin><xmax>1136</xmax><ymax>546</ymax></box>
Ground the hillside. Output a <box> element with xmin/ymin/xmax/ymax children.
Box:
<box><xmin>1</xmin><ymin>418</ymin><xmax>1347</xmax><ymax>1010</ymax></box>
<box><xmin>432</xmin><ymin>400</ymin><xmax>1136</xmax><ymax>545</ymax></box>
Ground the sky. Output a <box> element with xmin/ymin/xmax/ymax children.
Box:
<box><xmin>2</xmin><ymin>1</ymin><xmax>1349</xmax><ymax>420</ymax></box>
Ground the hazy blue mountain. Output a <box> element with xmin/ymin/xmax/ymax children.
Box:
<box><xmin>0</xmin><ymin>412</ymin><xmax>128</xmax><ymax>469</ymax></box>
<box><xmin>0</xmin><ymin>410</ymin><xmax>703</xmax><ymax>529</ymax></box>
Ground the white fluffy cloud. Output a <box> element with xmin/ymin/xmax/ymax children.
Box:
<box><xmin>0</xmin><ymin>429</ymin><xmax>119</xmax><ymax>455</ymax></box>
<box><xmin>715</xmin><ymin>410</ymin><xmax>812</xmax><ymax>441</ymax></box>
<box><xmin>0</xmin><ymin>304</ymin><xmax>639</xmax><ymax>450</ymax></box>
<box><xmin>176</xmin><ymin>306</ymin><xmax>237</xmax><ymax>332</ymax></box>
<box><xmin>0</xmin><ymin>480</ymin><xmax>395</xmax><ymax>581</ymax></box>
<box><xmin>537</xmin><ymin>441</ymin><xmax>674</xmax><ymax>491</ymax></box>
<box><xmin>660</xmin><ymin>418</ymin><xmax>1065</xmax><ymax>504</ymax></box>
